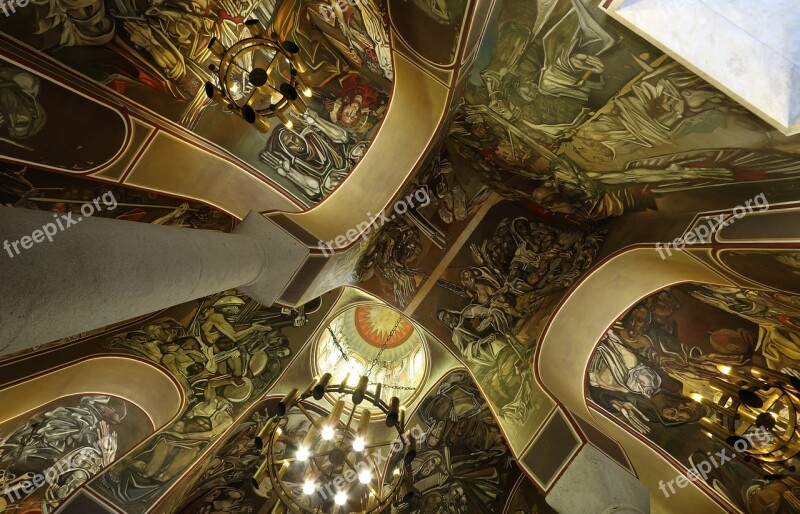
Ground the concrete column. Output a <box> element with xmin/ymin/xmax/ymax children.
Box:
<box><xmin>546</xmin><ymin>445</ymin><xmax>650</xmax><ymax>514</ymax></box>
<box><xmin>0</xmin><ymin>207</ymin><xmax>307</xmax><ymax>355</ymax></box>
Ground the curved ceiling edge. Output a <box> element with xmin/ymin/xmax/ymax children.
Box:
<box><xmin>537</xmin><ymin>248</ymin><xmax>734</xmax><ymax>513</ymax></box>
<box><xmin>280</xmin><ymin>50</ymin><xmax>450</xmax><ymax>242</ymax></box>
<box><xmin>0</xmin><ymin>355</ymin><xmax>185</xmax><ymax>431</ymax></box>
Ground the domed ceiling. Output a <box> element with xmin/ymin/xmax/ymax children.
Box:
<box><xmin>314</xmin><ymin>303</ymin><xmax>428</xmax><ymax>409</ymax></box>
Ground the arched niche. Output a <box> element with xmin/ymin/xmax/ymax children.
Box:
<box><xmin>0</xmin><ymin>356</ymin><xmax>184</xmax><ymax>511</ymax></box>
<box><xmin>538</xmin><ymin>248</ymin><xmax>739</xmax><ymax>513</ymax></box>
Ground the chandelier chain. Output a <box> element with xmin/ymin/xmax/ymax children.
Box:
<box><xmin>325</xmin><ymin>320</ymin><xmax>416</xmax><ymax>391</ymax></box>
<box><xmin>366</xmin><ymin>316</ymin><xmax>403</xmax><ymax>378</ymax></box>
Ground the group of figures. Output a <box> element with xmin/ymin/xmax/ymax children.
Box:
<box><xmin>0</xmin><ymin>395</ymin><xmax>149</xmax><ymax>513</ymax></box>
<box><xmin>587</xmin><ymin>283</ymin><xmax>800</xmax><ymax>512</ymax></box>
<box><xmin>0</xmin><ymin>165</ymin><xmax>232</xmax><ymax>230</ymax></box>
<box><xmin>437</xmin><ymin>210</ymin><xmax>603</xmax><ymax>426</ymax></box>
<box><xmin>390</xmin><ymin>370</ymin><xmax>543</xmax><ymax>513</ymax></box>
<box><xmin>94</xmin><ymin>292</ymin><xmax>314</xmax><ymax>510</ymax></box>
<box><xmin>171</xmin><ymin>405</ymin><xmax>279</xmax><ymax>514</ymax></box>
<box><xmin>166</xmin><ymin>371</ymin><xmax>550</xmax><ymax>514</ymax></box>
<box><xmin>449</xmin><ymin>0</ymin><xmax>800</xmax><ymax>222</ymax></box>
<box><xmin>0</xmin><ymin>0</ymin><xmax>393</xmax><ymax>203</ymax></box>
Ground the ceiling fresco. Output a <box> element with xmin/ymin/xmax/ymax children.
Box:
<box><xmin>0</xmin><ymin>287</ymin><xmax>331</xmax><ymax>513</ymax></box>
<box><xmin>0</xmin><ymin>394</ymin><xmax>153</xmax><ymax>513</ymax></box>
<box><xmin>452</xmin><ymin>0</ymin><xmax>800</xmax><ymax>221</ymax></box>
<box><xmin>168</xmin><ymin>370</ymin><xmax>552</xmax><ymax>514</ymax></box>
<box><xmin>0</xmin><ymin>60</ymin><xmax>128</xmax><ymax>173</ymax></box>
<box><xmin>313</xmin><ymin>304</ymin><xmax>428</xmax><ymax>410</ymax></box>
<box><xmin>586</xmin><ymin>282</ymin><xmax>800</xmax><ymax>512</ymax></box>
<box><xmin>168</xmin><ymin>397</ymin><xmax>316</xmax><ymax>514</ymax></box>
<box><xmin>0</xmin><ymin>164</ymin><xmax>234</xmax><ymax>230</ymax></box>
<box><xmin>92</xmin><ymin>291</ymin><xmax>323</xmax><ymax>512</ymax></box>
<box><xmin>294</xmin><ymin>0</ymin><xmax>800</xmax><ymax>459</ymax></box>
<box><xmin>382</xmin><ymin>369</ymin><xmax>554</xmax><ymax>514</ymax></box>
<box><xmin>0</xmin><ymin>0</ymin><xmax>394</xmax><ymax>204</ymax></box>
<box><xmin>2</xmin><ymin>0</ymin><xmax>800</xmax><ymax>512</ymax></box>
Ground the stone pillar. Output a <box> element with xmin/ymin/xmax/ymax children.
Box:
<box><xmin>546</xmin><ymin>445</ymin><xmax>650</xmax><ymax>514</ymax></box>
<box><xmin>0</xmin><ymin>207</ymin><xmax>306</xmax><ymax>355</ymax></box>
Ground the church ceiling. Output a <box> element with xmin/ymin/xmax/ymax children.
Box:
<box><xmin>587</xmin><ymin>281</ymin><xmax>800</xmax><ymax>512</ymax></box>
<box><xmin>0</xmin><ymin>0</ymin><xmax>393</xmax><ymax>205</ymax></box>
<box><xmin>1</xmin><ymin>0</ymin><xmax>800</xmax><ymax>512</ymax></box>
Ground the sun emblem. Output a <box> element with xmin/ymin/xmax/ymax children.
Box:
<box><xmin>354</xmin><ymin>305</ymin><xmax>414</xmax><ymax>348</ymax></box>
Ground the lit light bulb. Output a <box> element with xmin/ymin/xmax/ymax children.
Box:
<box><xmin>285</xmin><ymin>120</ymin><xmax>294</xmax><ymax>130</ymax></box>
<box><xmin>321</xmin><ymin>426</ymin><xmax>335</xmax><ymax>441</ymax></box>
<box><xmin>392</xmin><ymin>467</ymin><xmax>400</xmax><ymax>477</ymax></box>
<box><xmin>352</xmin><ymin>437</ymin><xmax>365</xmax><ymax>452</ymax></box>
<box><xmin>358</xmin><ymin>470</ymin><xmax>371</xmax><ymax>484</ymax></box>
<box><xmin>276</xmin><ymin>427</ymin><xmax>283</xmax><ymax>435</ymax></box>
<box><xmin>296</xmin><ymin>446</ymin><xmax>309</xmax><ymax>462</ymax></box>
<box><xmin>303</xmin><ymin>87</ymin><xmax>312</xmax><ymax>97</ymax></box>
<box><xmin>334</xmin><ymin>491</ymin><xmax>347</xmax><ymax>505</ymax></box>
<box><xmin>303</xmin><ymin>480</ymin><xmax>316</xmax><ymax>495</ymax></box>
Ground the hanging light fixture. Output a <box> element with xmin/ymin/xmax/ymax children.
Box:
<box><xmin>690</xmin><ymin>364</ymin><xmax>800</xmax><ymax>478</ymax></box>
<box><xmin>204</xmin><ymin>19</ymin><xmax>313</xmax><ymax>132</ymax></box>
<box><xmin>253</xmin><ymin>319</ymin><xmax>417</xmax><ymax>513</ymax></box>
<box><xmin>253</xmin><ymin>374</ymin><xmax>415</xmax><ymax>513</ymax></box>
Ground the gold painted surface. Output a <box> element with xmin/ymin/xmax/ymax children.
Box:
<box><xmin>123</xmin><ymin>131</ymin><xmax>302</xmax><ymax>219</ymax></box>
<box><xmin>90</xmin><ymin>119</ymin><xmax>157</xmax><ymax>182</ymax></box>
<box><xmin>0</xmin><ymin>356</ymin><xmax>184</xmax><ymax>431</ymax></box>
<box><xmin>537</xmin><ymin>248</ymin><xmax>735</xmax><ymax>512</ymax></box>
<box><xmin>284</xmin><ymin>46</ymin><xmax>450</xmax><ymax>241</ymax></box>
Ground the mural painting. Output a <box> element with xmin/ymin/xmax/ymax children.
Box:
<box><xmin>0</xmin><ymin>165</ymin><xmax>234</xmax><ymax>230</ymax></box>
<box><xmin>0</xmin><ymin>395</ymin><xmax>153</xmax><ymax>513</ymax></box>
<box><xmin>385</xmin><ymin>369</ymin><xmax>551</xmax><ymax>513</ymax></box>
<box><xmin>0</xmin><ymin>0</ymin><xmax>393</xmax><ymax>204</ymax></box>
<box><xmin>86</xmin><ymin>291</ymin><xmax>322</xmax><ymax>512</ymax></box>
<box><xmin>452</xmin><ymin>0</ymin><xmax>800</xmax><ymax>221</ymax></box>
<box><xmin>587</xmin><ymin>283</ymin><xmax>800</xmax><ymax>512</ymax></box>
<box><xmin>345</xmin><ymin>147</ymin><xmax>492</xmax><ymax>309</ymax></box>
<box><xmin>406</xmin><ymin>200</ymin><xmax>600</xmax><ymax>449</ymax></box>
<box><xmin>170</xmin><ymin>398</ymin><xmax>321</xmax><ymax>514</ymax></box>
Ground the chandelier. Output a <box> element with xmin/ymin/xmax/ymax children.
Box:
<box><xmin>691</xmin><ymin>364</ymin><xmax>800</xmax><ymax>477</ymax></box>
<box><xmin>205</xmin><ymin>19</ymin><xmax>311</xmax><ymax>131</ymax></box>
<box><xmin>252</xmin><ymin>318</ymin><xmax>417</xmax><ymax>513</ymax></box>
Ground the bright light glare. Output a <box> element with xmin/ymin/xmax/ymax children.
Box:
<box><xmin>303</xmin><ymin>87</ymin><xmax>312</xmax><ymax>97</ymax></box>
<box><xmin>358</xmin><ymin>470</ymin><xmax>372</xmax><ymax>484</ymax></box>
<box><xmin>690</xmin><ymin>393</ymin><xmax>703</xmax><ymax>402</ymax></box>
<box><xmin>303</xmin><ymin>480</ymin><xmax>316</xmax><ymax>495</ymax></box>
<box><xmin>334</xmin><ymin>491</ymin><xmax>347</xmax><ymax>505</ymax></box>
<box><xmin>296</xmin><ymin>446</ymin><xmax>309</xmax><ymax>461</ymax></box>
<box><xmin>717</xmin><ymin>365</ymin><xmax>732</xmax><ymax>375</ymax></box>
<box><xmin>392</xmin><ymin>467</ymin><xmax>400</xmax><ymax>476</ymax></box>
<box><xmin>321</xmin><ymin>426</ymin><xmax>335</xmax><ymax>441</ymax></box>
<box><xmin>352</xmin><ymin>437</ymin><xmax>365</xmax><ymax>452</ymax></box>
